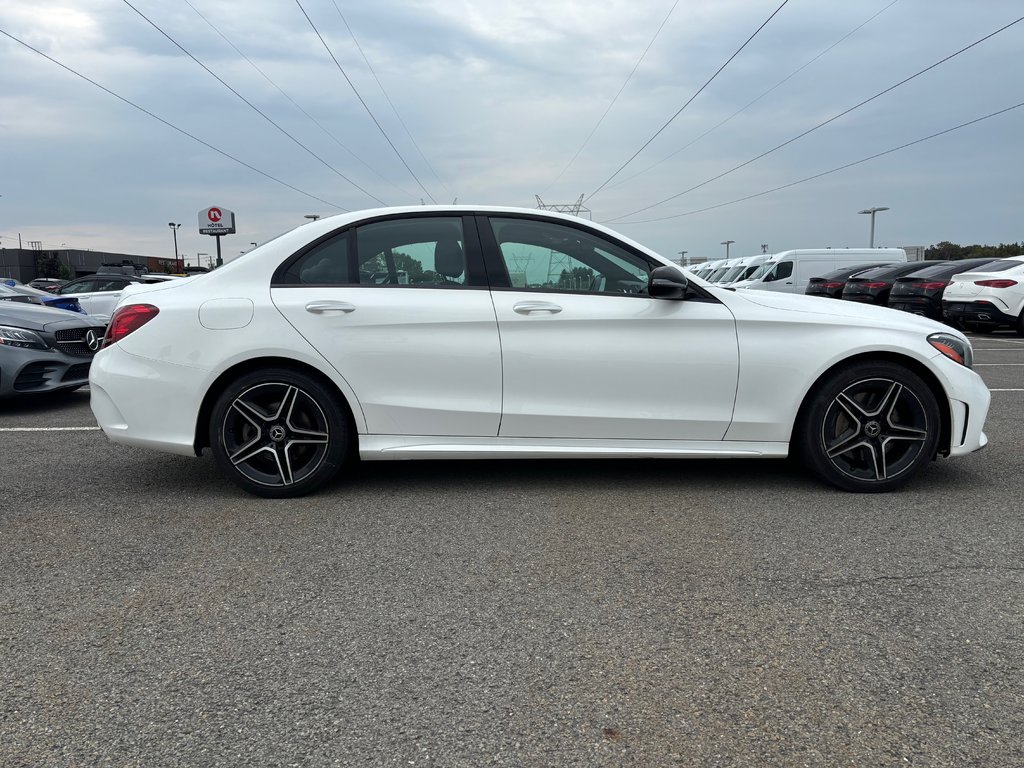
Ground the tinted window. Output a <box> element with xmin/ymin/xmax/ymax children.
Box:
<box><xmin>489</xmin><ymin>217</ymin><xmax>650</xmax><ymax>294</ymax></box>
<box><xmin>904</xmin><ymin>259</ymin><xmax>996</xmax><ymax>280</ymax></box>
<box><xmin>764</xmin><ymin>261</ymin><xmax>793</xmax><ymax>281</ymax></box>
<box><xmin>58</xmin><ymin>279</ymin><xmax>98</xmax><ymax>294</ymax></box>
<box><xmin>855</xmin><ymin>262</ymin><xmax>936</xmax><ymax>280</ymax></box>
<box><xmin>280</xmin><ymin>230</ymin><xmax>351</xmax><ymax>285</ymax></box>
<box><xmin>356</xmin><ymin>217</ymin><xmax>468</xmax><ymax>286</ymax></box>
<box><xmin>816</xmin><ymin>263</ymin><xmax>886</xmax><ymax>281</ymax></box>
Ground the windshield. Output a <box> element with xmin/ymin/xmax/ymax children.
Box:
<box><xmin>746</xmin><ymin>262</ymin><xmax>774</xmax><ymax>280</ymax></box>
<box><xmin>707</xmin><ymin>267</ymin><xmax>730</xmax><ymax>282</ymax></box>
<box><xmin>720</xmin><ymin>266</ymin><xmax>745</xmax><ymax>283</ymax></box>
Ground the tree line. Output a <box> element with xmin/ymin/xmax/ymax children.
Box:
<box><xmin>924</xmin><ymin>241</ymin><xmax>1024</xmax><ymax>260</ymax></box>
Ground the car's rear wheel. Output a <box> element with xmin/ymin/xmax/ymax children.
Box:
<box><xmin>210</xmin><ymin>369</ymin><xmax>348</xmax><ymax>498</ymax></box>
<box><xmin>798</xmin><ymin>361</ymin><xmax>940</xmax><ymax>492</ymax></box>
<box><xmin>1015</xmin><ymin>312</ymin><xmax>1024</xmax><ymax>337</ymax></box>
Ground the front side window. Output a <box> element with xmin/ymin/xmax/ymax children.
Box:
<box><xmin>764</xmin><ymin>261</ymin><xmax>793</xmax><ymax>282</ymax></box>
<box><xmin>356</xmin><ymin>217</ymin><xmax>468</xmax><ymax>286</ymax></box>
<box><xmin>59</xmin><ymin>279</ymin><xmax>97</xmax><ymax>294</ymax></box>
<box><xmin>489</xmin><ymin>218</ymin><xmax>650</xmax><ymax>295</ymax></box>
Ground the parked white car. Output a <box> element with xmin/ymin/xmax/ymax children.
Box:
<box><xmin>54</xmin><ymin>273</ymin><xmax>180</xmax><ymax>318</ymax></box>
<box><xmin>942</xmin><ymin>256</ymin><xmax>1024</xmax><ymax>334</ymax></box>
<box><xmin>90</xmin><ymin>206</ymin><xmax>989</xmax><ymax>498</ymax></box>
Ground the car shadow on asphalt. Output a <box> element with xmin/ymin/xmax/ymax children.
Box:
<box><xmin>0</xmin><ymin>389</ymin><xmax>90</xmax><ymax>417</ymax></box>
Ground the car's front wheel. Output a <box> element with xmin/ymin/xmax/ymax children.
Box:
<box><xmin>210</xmin><ymin>369</ymin><xmax>349</xmax><ymax>498</ymax></box>
<box><xmin>798</xmin><ymin>361</ymin><xmax>941</xmax><ymax>492</ymax></box>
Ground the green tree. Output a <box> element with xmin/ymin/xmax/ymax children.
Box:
<box><xmin>35</xmin><ymin>252</ymin><xmax>71</xmax><ymax>279</ymax></box>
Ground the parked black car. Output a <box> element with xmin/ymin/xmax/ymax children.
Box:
<box><xmin>805</xmin><ymin>263</ymin><xmax>894</xmax><ymax>299</ymax></box>
<box><xmin>841</xmin><ymin>261</ymin><xmax>942</xmax><ymax>305</ymax></box>
<box><xmin>887</xmin><ymin>258</ymin><xmax>1006</xmax><ymax>322</ymax></box>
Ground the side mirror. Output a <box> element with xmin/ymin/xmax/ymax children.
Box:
<box><xmin>649</xmin><ymin>265</ymin><xmax>689</xmax><ymax>300</ymax></box>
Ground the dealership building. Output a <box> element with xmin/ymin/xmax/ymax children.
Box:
<box><xmin>0</xmin><ymin>247</ymin><xmax>180</xmax><ymax>283</ymax></box>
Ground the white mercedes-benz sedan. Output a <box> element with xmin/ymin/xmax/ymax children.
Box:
<box><xmin>90</xmin><ymin>206</ymin><xmax>990</xmax><ymax>497</ymax></box>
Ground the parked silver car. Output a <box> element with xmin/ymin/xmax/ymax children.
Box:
<box><xmin>0</xmin><ymin>302</ymin><xmax>107</xmax><ymax>396</ymax></box>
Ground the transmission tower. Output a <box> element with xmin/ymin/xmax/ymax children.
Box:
<box><xmin>535</xmin><ymin>194</ymin><xmax>592</xmax><ymax>220</ymax></box>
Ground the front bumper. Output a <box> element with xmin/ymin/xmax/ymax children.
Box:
<box><xmin>0</xmin><ymin>345</ymin><xmax>93</xmax><ymax>397</ymax></box>
<box><xmin>934</xmin><ymin>354</ymin><xmax>990</xmax><ymax>457</ymax></box>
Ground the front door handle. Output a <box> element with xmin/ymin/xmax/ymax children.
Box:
<box><xmin>513</xmin><ymin>301</ymin><xmax>562</xmax><ymax>315</ymax></box>
<box><xmin>305</xmin><ymin>300</ymin><xmax>356</xmax><ymax>314</ymax></box>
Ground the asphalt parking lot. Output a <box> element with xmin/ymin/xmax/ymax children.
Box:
<box><xmin>2</xmin><ymin>333</ymin><xmax>1023</xmax><ymax>767</ymax></box>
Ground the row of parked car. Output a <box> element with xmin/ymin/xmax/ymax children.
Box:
<box><xmin>689</xmin><ymin>251</ymin><xmax>1024</xmax><ymax>334</ymax></box>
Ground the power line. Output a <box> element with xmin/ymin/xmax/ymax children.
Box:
<box><xmin>180</xmin><ymin>0</ymin><xmax>413</xmax><ymax>199</ymax></box>
<box><xmin>610</xmin><ymin>100</ymin><xmax>1024</xmax><ymax>225</ymax></box>
<box><xmin>0</xmin><ymin>27</ymin><xmax>349</xmax><ymax>211</ymax></box>
<box><xmin>607</xmin><ymin>0</ymin><xmax>901</xmax><ymax>191</ymax></box>
<box><xmin>294</xmin><ymin>0</ymin><xmax>438</xmax><ymax>204</ymax></box>
<box><xmin>607</xmin><ymin>13</ymin><xmax>1024</xmax><ymax>223</ymax></box>
<box><xmin>119</xmin><ymin>0</ymin><xmax>387</xmax><ymax>206</ymax></box>
<box><xmin>330</xmin><ymin>0</ymin><xmax>453</xmax><ymax>200</ymax></box>
<box><xmin>540</xmin><ymin>0</ymin><xmax>681</xmax><ymax>196</ymax></box>
<box><xmin>585</xmin><ymin>0</ymin><xmax>791</xmax><ymax>203</ymax></box>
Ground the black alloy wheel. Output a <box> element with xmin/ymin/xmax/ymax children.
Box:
<box><xmin>799</xmin><ymin>361</ymin><xmax>940</xmax><ymax>492</ymax></box>
<box><xmin>210</xmin><ymin>369</ymin><xmax>349</xmax><ymax>497</ymax></box>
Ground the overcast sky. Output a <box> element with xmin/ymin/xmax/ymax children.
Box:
<box><xmin>1</xmin><ymin>0</ymin><xmax>1022</xmax><ymax>265</ymax></box>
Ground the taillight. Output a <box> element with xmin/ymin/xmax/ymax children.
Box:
<box><xmin>824</xmin><ymin>281</ymin><xmax>844</xmax><ymax>289</ymax></box>
<box><xmin>975</xmin><ymin>279</ymin><xmax>1018</xmax><ymax>288</ymax></box>
<box><xmin>917</xmin><ymin>281</ymin><xmax>949</xmax><ymax>290</ymax></box>
<box><xmin>103</xmin><ymin>304</ymin><xmax>160</xmax><ymax>348</ymax></box>
<box><xmin>861</xmin><ymin>281</ymin><xmax>888</xmax><ymax>289</ymax></box>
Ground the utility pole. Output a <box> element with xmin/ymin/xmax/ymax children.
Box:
<box><xmin>677</xmin><ymin>250</ymin><xmax>688</xmax><ymax>265</ymax></box>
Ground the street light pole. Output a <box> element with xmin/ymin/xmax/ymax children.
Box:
<box><xmin>677</xmin><ymin>250</ymin><xmax>688</xmax><ymax>266</ymax></box>
<box><xmin>304</xmin><ymin>214</ymin><xmax>320</xmax><ymax>222</ymax></box>
<box><xmin>721</xmin><ymin>240</ymin><xmax>735</xmax><ymax>259</ymax></box>
<box><xmin>168</xmin><ymin>222</ymin><xmax>181</xmax><ymax>268</ymax></box>
<box><xmin>858</xmin><ymin>207</ymin><xmax>889</xmax><ymax>247</ymax></box>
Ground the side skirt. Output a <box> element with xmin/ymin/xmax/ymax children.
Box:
<box><xmin>359</xmin><ymin>435</ymin><xmax>789</xmax><ymax>461</ymax></box>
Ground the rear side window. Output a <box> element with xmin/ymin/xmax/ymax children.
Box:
<box><xmin>279</xmin><ymin>231</ymin><xmax>351</xmax><ymax>285</ymax></box>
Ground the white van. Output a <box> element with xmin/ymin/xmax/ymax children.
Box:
<box><xmin>706</xmin><ymin>258</ymin><xmax>743</xmax><ymax>283</ymax></box>
<box><xmin>718</xmin><ymin>254</ymin><xmax>769</xmax><ymax>286</ymax></box>
<box><xmin>735</xmin><ymin>248</ymin><xmax>907</xmax><ymax>293</ymax></box>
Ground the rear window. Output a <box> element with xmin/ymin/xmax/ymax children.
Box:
<box><xmin>855</xmin><ymin>262</ymin><xmax>934</xmax><ymax>280</ymax></box>
<box><xmin>815</xmin><ymin>263</ymin><xmax>885</xmax><ymax>281</ymax></box>
<box><xmin>907</xmin><ymin>259</ymin><xmax>1002</xmax><ymax>280</ymax></box>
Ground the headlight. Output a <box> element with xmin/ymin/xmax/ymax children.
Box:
<box><xmin>0</xmin><ymin>325</ymin><xmax>49</xmax><ymax>350</ymax></box>
<box><xmin>928</xmin><ymin>332</ymin><xmax>973</xmax><ymax>369</ymax></box>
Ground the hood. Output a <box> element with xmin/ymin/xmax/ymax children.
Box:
<box><xmin>728</xmin><ymin>287</ymin><xmax>958</xmax><ymax>336</ymax></box>
<box><xmin>0</xmin><ymin>300</ymin><xmax>104</xmax><ymax>332</ymax></box>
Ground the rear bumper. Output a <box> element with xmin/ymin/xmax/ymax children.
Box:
<box><xmin>942</xmin><ymin>301</ymin><xmax>1017</xmax><ymax>328</ymax></box>
<box><xmin>889</xmin><ymin>298</ymin><xmax>942</xmax><ymax>321</ymax></box>
<box><xmin>89</xmin><ymin>344</ymin><xmax>206</xmax><ymax>455</ymax></box>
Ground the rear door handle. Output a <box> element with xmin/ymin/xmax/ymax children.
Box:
<box><xmin>305</xmin><ymin>300</ymin><xmax>356</xmax><ymax>314</ymax></box>
<box><xmin>513</xmin><ymin>301</ymin><xmax>562</xmax><ymax>315</ymax></box>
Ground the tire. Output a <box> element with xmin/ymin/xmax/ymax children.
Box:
<box><xmin>210</xmin><ymin>368</ymin><xmax>349</xmax><ymax>498</ymax></box>
<box><xmin>798</xmin><ymin>361</ymin><xmax>940</xmax><ymax>493</ymax></box>
<box><xmin>970</xmin><ymin>325</ymin><xmax>994</xmax><ymax>334</ymax></box>
<box><xmin>1016</xmin><ymin>312</ymin><xmax>1024</xmax><ymax>337</ymax></box>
